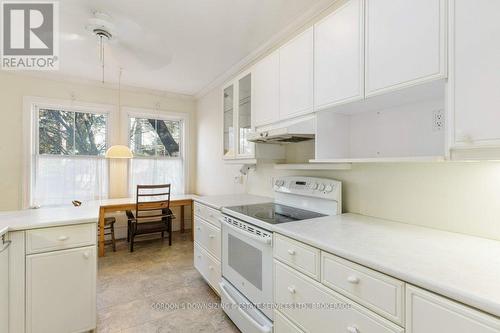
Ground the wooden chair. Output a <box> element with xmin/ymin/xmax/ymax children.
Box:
<box><xmin>126</xmin><ymin>184</ymin><xmax>175</xmax><ymax>252</ymax></box>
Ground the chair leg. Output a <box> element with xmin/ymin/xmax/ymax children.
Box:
<box><xmin>168</xmin><ymin>220</ymin><xmax>172</xmax><ymax>246</ymax></box>
<box><xmin>127</xmin><ymin>221</ymin><xmax>130</xmax><ymax>242</ymax></box>
<box><xmin>130</xmin><ymin>234</ymin><xmax>134</xmax><ymax>252</ymax></box>
<box><xmin>161</xmin><ymin>231</ymin><xmax>164</xmax><ymax>240</ymax></box>
<box><xmin>111</xmin><ymin>224</ymin><xmax>116</xmax><ymax>252</ymax></box>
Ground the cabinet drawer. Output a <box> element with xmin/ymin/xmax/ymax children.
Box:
<box><xmin>194</xmin><ymin>202</ymin><xmax>222</xmax><ymax>228</ymax></box>
<box><xmin>274</xmin><ymin>233</ymin><xmax>320</xmax><ymax>280</ymax></box>
<box><xmin>321</xmin><ymin>252</ymin><xmax>404</xmax><ymax>325</ymax></box>
<box><xmin>194</xmin><ymin>242</ymin><xmax>221</xmax><ymax>295</ymax></box>
<box><xmin>406</xmin><ymin>285</ymin><xmax>500</xmax><ymax>333</ymax></box>
<box><xmin>194</xmin><ymin>217</ymin><xmax>221</xmax><ymax>260</ymax></box>
<box><xmin>26</xmin><ymin>223</ymin><xmax>96</xmax><ymax>255</ymax></box>
<box><xmin>274</xmin><ymin>260</ymin><xmax>404</xmax><ymax>333</ymax></box>
<box><xmin>274</xmin><ymin>310</ymin><xmax>304</xmax><ymax>333</ymax></box>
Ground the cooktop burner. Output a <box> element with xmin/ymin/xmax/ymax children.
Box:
<box><xmin>225</xmin><ymin>203</ymin><xmax>326</xmax><ymax>225</ymax></box>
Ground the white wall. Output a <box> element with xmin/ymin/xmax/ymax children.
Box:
<box><xmin>195</xmin><ymin>87</ymin><xmax>500</xmax><ymax>242</ymax></box>
<box><xmin>0</xmin><ymin>71</ymin><xmax>196</xmax><ymax>232</ymax></box>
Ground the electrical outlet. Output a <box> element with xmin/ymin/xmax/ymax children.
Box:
<box><xmin>433</xmin><ymin>110</ymin><xmax>444</xmax><ymax>131</ymax></box>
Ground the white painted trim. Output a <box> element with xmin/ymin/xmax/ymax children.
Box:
<box><xmin>122</xmin><ymin>106</ymin><xmax>191</xmax><ymax>195</ymax></box>
<box><xmin>195</xmin><ymin>0</ymin><xmax>340</xmax><ymax>99</ymax></box>
<box><xmin>22</xmin><ymin>96</ymin><xmax>116</xmax><ymax>209</ymax></box>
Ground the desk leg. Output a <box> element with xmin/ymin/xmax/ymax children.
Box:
<box><xmin>180</xmin><ymin>205</ymin><xmax>185</xmax><ymax>233</ymax></box>
<box><xmin>98</xmin><ymin>207</ymin><xmax>106</xmax><ymax>257</ymax></box>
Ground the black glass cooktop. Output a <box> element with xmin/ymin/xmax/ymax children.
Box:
<box><xmin>225</xmin><ymin>203</ymin><xmax>325</xmax><ymax>224</ymax></box>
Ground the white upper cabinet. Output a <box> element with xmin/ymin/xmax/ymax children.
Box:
<box><xmin>450</xmin><ymin>0</ymin><xmax>500</xmax><ymax>151</ymax></box>
<box><xmin>253</xmin><ymin>51</ymin><xmax>280</xmax><ymax>127</ymax></box>
<box><xmin>279</xmin><ymin>27</ymin><xmax>314</xmax><ymax>120</ymax></box>
<box><xmin>222</xmin><ymin>72</ymin><xmax>255</xmax><ymax>160</ymax></box>
<box><xmin>314</xmin><ymin>0</ymin><xmax>364</xmax><ymax>110</ymax></box>
<box><xmin>365</xmin><ymin>0</ymin><xmax>447</xmax><ymax>97</ymax></box>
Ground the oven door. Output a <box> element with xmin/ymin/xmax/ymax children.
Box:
<box><xmin>221</xmin><ymin>216</ymin><xmax>273</xmax><ymax>320</ymax></box>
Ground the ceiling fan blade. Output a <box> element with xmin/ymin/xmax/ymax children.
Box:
<box><xmin>111</xmin><ymin>40</ymin><xmax>172</xmax><ymax>71</ymax></box>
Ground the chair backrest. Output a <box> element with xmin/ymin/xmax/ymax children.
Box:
<box><xmin>135</xmin><ymin>184</ymin><xmax>171</xmax><ymax>222</ymax></box>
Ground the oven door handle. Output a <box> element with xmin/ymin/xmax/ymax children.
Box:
<box><xmin>219</xmin><ymin>282</ymin><xmax>272</xmax><ymax>333</ymax></box>
<box><xmin>221</xmin><ymin>219</ymin><xmax>272</xmax><ymax>246</ymax></box>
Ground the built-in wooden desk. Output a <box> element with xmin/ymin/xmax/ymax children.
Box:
<box><xmin>97</xmin><ymin>195</ymin><xmax>195</xmax><ymax>257</ymax></box>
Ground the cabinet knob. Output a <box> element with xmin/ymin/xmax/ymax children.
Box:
<box><xmin>287</xmin><ymin>286</ymin><xmax>296</xmax><ymax>294</ymax></box>
<box><xmin>83</xmin><ymin>252</ymin><xmax>90</xmax><ymax>259</ymax></box>
<box><xmin>347</xmin><ymin>326</ymin><xmax>359</xmax><ymax>333</ymax></box>
<box><xmin>347</xmin><ymin>276</ymin><xmax>360</xmax><ymax>284</ymax></box>
<box><xmin>209</xmin><ymin>234</ymin><xmax>215</xmax><ymax>239</ymax></box>
<box><xmin>209</xmin><ymin>265</ymin><xmax>214</xmax><ymax>271</ymax></box>
<box><xmin>58</xmin><ymin>235</ymin><xmax>69</xmax><ymax>241</ymax></box>
<box><xmin>196</xmin><ymin>227</ymin><xmax>201</xmax><ymax>230</ymax></box>
<box><xmin>287</xmin><ymin>249</ymin><xmax>296</xmax><ymax>255</ymax></box>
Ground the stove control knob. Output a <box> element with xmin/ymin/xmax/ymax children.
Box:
<box><xmin>312</xmin><ymin>183</ymin><xmax>319</xmax><ymax>190</ymax></box>
<box><xmin>325</xmin><ymin>185</ymin><xmax>333</xmax><ymax>193</ymax></box>
<box><xmin>319</xmin><ymin>184</ymin><xmax>326</xmax><ymax>191</ymax></box>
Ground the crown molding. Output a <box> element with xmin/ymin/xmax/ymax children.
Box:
<box><xmin>2</xmin><ymin>70</ymin><xmax>196</xmax><ymax>101</ymax></box>
<box><xmin>194</xmin><ymin>0</ymin><xmax>339</xmax><ymax>99</ymax></box>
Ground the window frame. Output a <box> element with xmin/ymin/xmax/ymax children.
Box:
<box><xmin>23</xmin><ymin>96</ymin><xmax>116</xmax><ymax>208</ymax></box>
<box><xmin>123</xmin><ymin>107</ymin><xmax>190</xmax><ymax>196</ymax></box>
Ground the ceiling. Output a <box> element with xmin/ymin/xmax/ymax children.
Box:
<box><xmin>52</xmin><ymin>0</ymin><xmax>324</xmax><ymax>96</ymax></box>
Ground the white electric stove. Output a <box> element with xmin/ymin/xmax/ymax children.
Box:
<box><xmin>219</xmin><ymin>176</ymin><xmax>342</xmax><ymax>333</ymax></box>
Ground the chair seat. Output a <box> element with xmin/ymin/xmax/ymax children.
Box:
<box><xmin>104</xmin><ymin>217</ymin><xmax>116</xmax><ymax>226</ymax></box>
<box><xmin>133</xmin><ymin>220</ymin><xmax>170</xmax><ymax>235</ymax></box>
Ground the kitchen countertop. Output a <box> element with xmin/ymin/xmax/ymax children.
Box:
<box><xmin>273</xmin><ymin>213</ymin><xmax>500</xmax><ymax>318</ymax></box>
<box><xmin>0</xmin><ymin>194</ymin><xmax>199</xmax><ymax>237</ymax></box>
<box><xmin>193</xmin><ymin>193</ymin><xmax>272</xmax><ymax>210</ymax></box>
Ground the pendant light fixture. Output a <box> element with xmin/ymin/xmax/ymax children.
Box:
<box><xmin>105</xmin><ymin>68</ymin><xmax>133</xmax><ymax>159</ymax></box>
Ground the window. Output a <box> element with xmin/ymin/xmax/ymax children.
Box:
<box><xmin>30</xmin><ymin>105</ymin><xmax>109</xmax><ymax>207</ymax></box>
<box><xmin>128</xmin><ymin>114</ymin><xmax>185</xmax><ymax>195</ymax></box>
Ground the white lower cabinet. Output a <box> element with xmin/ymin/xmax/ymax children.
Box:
<box><xmin>194</xmin><ymin>242</ymin><xmax>221</xmax><ymax>295</ymax></box>
<box><xmin>274</xmin><ymin>310</ymin><xmax>304</xmax><ymax>333</ymax></box>
<box><xmin>0</xmin><ymin>235</ymin><xmax>10</xmax><ymax>333</ymax></box>
<box><xmin>406</xmin><ymin>285</ymin><xmax>500</xmax><ymax>333</ymax></box>
<box><xmin>193</xmin><ymin>202</ymin><xmax>222</xmax><ymax>295</ymax></box>
<box><xmin>26</xmin><ymin>246</ymin><xmax>96</xmax><ymax>333</ymax></box>
<box><xmin>274</xmin><ymin>260</ymin><xmax>404</xmax><ymax>333</ymax></box>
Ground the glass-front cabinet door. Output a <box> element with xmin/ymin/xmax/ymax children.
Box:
<box><xmin>222</xmin><ymin>71</ymin><xmax>254</xmax><ymax>160</ymax></box>
<box><xmin>237</xmin><ymin>73</ymin><xmax>253</xmax><ymax>157</ymax></box>
<box><xmin>223</xmin><ymin>84</ymin><xmax>234</xmax><ymax>158</ymax></box>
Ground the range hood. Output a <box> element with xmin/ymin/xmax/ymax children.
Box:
<box><xmin>248</xmin><ymin>117</ymin><xmax>315</xmax><ymax>144</ymax></box>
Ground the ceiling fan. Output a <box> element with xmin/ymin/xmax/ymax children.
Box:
<box><xmin>63</xmin><ymin>10</ymin><xmax>172</xmax><ymax>83</ymax></box>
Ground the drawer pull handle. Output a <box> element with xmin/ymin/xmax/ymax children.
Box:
<box><xmin>209</xmin><ymin>234</ymin><xmax>215</xmax><ymax>239</ymax></box>
<box><xmin>58</xmin><ymin>235</ymin><xmax>69</xmax><ymax>241</ymax></box>
<box><xmin>347</xmin><ymin>326</ymin><xmax>359</xmax><ymax>333</ymax></box>
<box><xmin>287</xmin><ymin>249</ymin><xmax>296</xmax><ymax>255</ymax></box>
<box><xmin>209</xmin><ymin>265</ymin><xmax>214</xmax><ymax>270</ymax></box>
<box><xmin>287</xmin><ymin>286</ymin><xmax>296</xmax><ymax>294</ymax></box>
<box><xmin>347</xmin><ymin>276</ymin><xmax>360</xmax><ymax>284</ymax></box>
<box><xmin>83</xmin><ymin>252</ymin><xmax>90</xmax><ymax>259</ymax></box>
<box><xmin>197</xmin><ymin>255</ymin><xmax>202</xmax><ymax>259</ymax></box>
<box><xmin>196</xmin><ymin>227</ymin><xmax>201</xmax><ymax>230</ymax></box>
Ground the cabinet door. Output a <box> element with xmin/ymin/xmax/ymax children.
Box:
<box><xmin>253</xmin><ymin>51</ymin><xmax>280</xmax><ymax>127</ymax></box>
<box><xmin>237</xmin><ymin>73</ymin><xmax>254</xmax><ymax>157</ymax></box>
<box><xmin>406</xmin><ymin>285</ymin><xmax>500</xmax><ymax>333</ymax></box>
<box><xmin>279</xmin><ymin>27</ymin><xmax>314</xmax><ymax>120</ymax></box>
<box><xmin>223</xmin><ymin>84</ymin><xmax>235</xmax><ymax>158</ymax></box>
<box><xmin>314</xmin><ymin>0</ymin><xmax>364</xmax><ymax>110</ymax></box>
<box><xmin>452</xmin><ymin>0</ymin><xmax>500</xmax><ymax>147</ymax></box>
<box><xmin>365</xmin><ymin>0</ymin><xmax>446</xmax><ymax>96</ymax></box>
<box><xmin>26</xmin><ymin>246</ymin><xmax>96</xmax><ymax>333</ymax></box>
<box><xmin>0</xmin><ymin>239</ymin><xmax>9</xmax><ymax>333</ymax></box>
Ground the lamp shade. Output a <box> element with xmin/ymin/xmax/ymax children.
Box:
<box><xmin>105</xmin><ymin>145</ymin><xmax>133</xmax><ymax>159</ymax></box>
